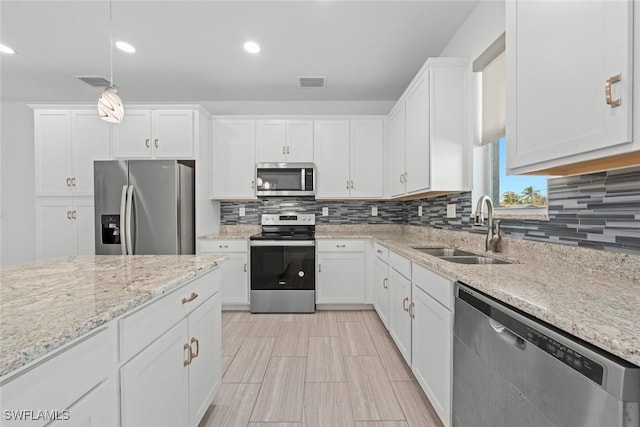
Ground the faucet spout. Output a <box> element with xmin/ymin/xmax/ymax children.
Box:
<box><xmin>474</xmin><ymin>195</ymin><xmax>501</xmax><ymax>252</ymax></box>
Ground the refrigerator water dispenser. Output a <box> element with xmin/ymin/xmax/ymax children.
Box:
<box><xmin>101</xmin><ymin>215</ymin><xmax>121</xmax><ymax>245</ymax></box>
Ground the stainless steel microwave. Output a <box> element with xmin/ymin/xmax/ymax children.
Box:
<box><xmin>255</xmin><ymin>163</ymin><xmax>315</xmax><ymax>197</ymax></box>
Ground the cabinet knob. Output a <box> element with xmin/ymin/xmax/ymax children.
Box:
<box><xmin>190</xmin><ymin>337</ymin><xmax>200</xmax><ymax>359</ymax></box>
<box><xmin>605</xmin><ymin>74</ymin><xmax>622</xmax><ymax>108</ymax></box>
<box><xmin>183</xmin><ymin>343</ymin><xmax>193</xmax><ymax>366</ymax></box>
<box><xmin>181</xmin><ymin>292</ymin><xmax>199</xmax><ymax>304</ymax></box>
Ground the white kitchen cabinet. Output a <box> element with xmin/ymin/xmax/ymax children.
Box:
<box><xmin>199</xmin><ymin>239</ymin><xmax>249</xmax><ymax>306</ymax></box>
<box><xmin>35</xmin><ymin>197</ymin><xmax>94</xmax><ymax>260</ymax></box>
<box><xmin>373</xmin><ymin>254</ymin><xmax>390</xmax><ymax>329</ymax></box>
<box><xmin>256</xmin><ymin>119</ymin><xmax>314</xmax><ymax>163</ymax></box>
<box><xmin>411</xmin><ymin>263</ymin><xmax>454</xmax><ymax>427</ymax></box>
<box><xmin>316</xmin><ymin>240</ymin><xmax>366</xmax><ymax>304</ymax></box>
<box><xmin>211</xmin><ymin>119</ymin><xmax>256</xmax><ymax>199</ymax></box>
<box><xmin>389</xmin><ymin>265</ymin><xmax>412</xmax><ymax>365</ymax></box>
<box><xmin>112</xmin><ymin>108</ymin><xmax>194</xmax><ymax>159</ymax></box>
<box><xmin>506</xmin><ymin>0</ymin><xmax>639</xmax><ymax>175</ymax></box>
<box><xmin>387</xmin><ymin>58</ymin><xmax>469</xmax><ymax>198</ymax></box>
<box><xmin>48</xmin><ymin>379</ymin><xmax>118</xmax><ymax>427</ymax></box>
<box><xmin>34</xmin><ymin>109</ymin><xmax>109</xmax><ymax>197</ymax></box>
<box><xmin>314</xmin><ymin>119</ymin><xmax>384</xmax><ymax>199</ymax></box>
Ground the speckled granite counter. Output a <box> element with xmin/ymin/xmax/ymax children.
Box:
<box><xmin>0</xmin><ymin>254</ymin><xmax>224</xmax><ymax>377</ymax></box>
<box><xmin>198</xmin><ymin>225</ymin><xmax>260</xmax><ymax>240</ymax></box>
<box><xmin>316</xmin><ymin>225</ymin><xmax>640</xmax><ymax>366</ymax></box>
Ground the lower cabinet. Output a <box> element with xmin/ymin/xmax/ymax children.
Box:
<box><xmin>373</xmin><ymin>255</ymin><xmax>390</xmax><ymax>328</ymax></box>
<box><xmin>199</xmin><ymin>239</ymin><xmax>249</xmax><ymax>306</ymax></box>
<box><xmin>48</xmin><ymin>379</ymin><xmax>118</xmax><ymax>427</ymax></box>
<box><xmin>388</xmin><ymin>266</ymin><xmax>412</xmax><ymax>365</ymax></box>
<box><xmin>316</xmin><ymin>240</ymin><xmax>366</xmax><ymax>304</ymax></box>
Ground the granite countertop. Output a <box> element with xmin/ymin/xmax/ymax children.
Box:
<box><xmin>316</xmin><ymin>228</ymin><xmax>640</xmax><ymax>366</ymax></box>
<box><xmin>198</xmin><ymin>225</ymin><xmax>260</xmax><ymax>240</ymax></box>
<box><xmin>0</xmin><ymin>254</ymin><xmax>225</xmax><ymax>377</ymax></box>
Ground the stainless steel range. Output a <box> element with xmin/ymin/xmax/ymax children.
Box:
<box><xmin>249</xmin><ymin>213</ymin><xmax>316</xmax><ymax>313</ymax></box>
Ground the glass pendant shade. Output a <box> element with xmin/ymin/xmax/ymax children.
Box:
<box><xmin>98</xmin><ymin>87</ymin><xmax>124</xmax><ymax>123</ymax></box>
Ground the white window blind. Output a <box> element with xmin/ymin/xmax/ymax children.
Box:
<box><xmin>481</xmin><ymin>50</ymin><xmax>505</xmax><ymax>146</ymax></box>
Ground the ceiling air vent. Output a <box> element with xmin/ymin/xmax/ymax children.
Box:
<box><xmin>298</xmin><ymin>76</ymin><xmax>325</xmax><ymax>88</ymax></box>
<box><xmin>76</xmin><ymin>76</ymin><xmax>112</xmax><ymax>87</ymax></box>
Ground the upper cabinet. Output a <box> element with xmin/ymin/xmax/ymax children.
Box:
<box><xmin>256</xmin><ymin>119</ymin><xmax>314</xmax><ymax>163</ymax></box>
<box><xmin>387</xmin><ymin>58</ymin><xmax>469</xmax><ymax>198</ymax></box>
<box><xmin>506</xmin><ymin>0</ymin><xmax>640</xmax><ymax>175</ymax></box>
<box><xmin>35</xmin><ymin>109</ymin><xmax>110</xmax><ymax>197</ymax></box>
<box><xmin>112</xmin><ymin>108</ymin><xmax>194</xmax><ymax>159</ymax></box>
<box><xmin>211</xmin><ymin>119</ymin><xmax>256</xmax><ymax>200</ymax></box>
<box><xmin>314</xmin><ymin>119</ymin><xmax>384</xmax><ymax>199</ymax></box>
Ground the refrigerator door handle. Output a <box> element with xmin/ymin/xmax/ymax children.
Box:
<box><xmin>119</xmin><ymin>185</ymin><xmax>128</xmax><ymax>255</ymax></box>
<box><xmin>125</xmin><ymin>185</ymin><xmax>134</xmax><ymax>255</ymax></box>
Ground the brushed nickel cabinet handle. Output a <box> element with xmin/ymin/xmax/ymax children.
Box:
<box><xmin>71</xmin><ymin>177</ymin><xmax>76</xmax><ymax>187</ymax></box>
<box><xmin>183</xmin><ymin>343</ymin><xmax>192</xmax><ymax>366</ymax></box>
<box><xmin>383</xmin><ymin>278</ymin><xmax>388</xmax><ymax>289</ymax></box>
<box><xmin>350</xmin><ymin>181</ymin><xmax>354</xmax><ymax>189</ymax></box>
<box><xmin>154</xmin><ymin>139</ymin><xmax>159</xmax><ymax>148</ymax></box>
<box><xmin>219</xmin><ymin>244</ymin><xmax>229</xmax><ymax>248</ymax></box>
<box><xmin>181</xmin><ymin>292</ymin><xmax>198</xmax><ymax>304</ymax></box>
<box><xmin>377</xmin><ymin>249</ymin><xmax>383</xmax><ymax>254</ymax></box>
<box><xmin>251</xmin><ymin>180</ymin><xmax>255</xmax><ymax>189</ymax></box>
<box><xmin>67</xmin><ymin>210</ymin><xmax>72</xmax><ymax>220</ymax></box>
<box><xmin>336</xmin><ymin>244</ymin><xmax>346</xmax><ymax>248</ymax></box>
<box><xmin>605</xmin><ymin>74</ymin><xmax>622</xmax><ymax>108</ymax></box>
<box><xmin>318</xmin><ymin>264</ymin><xmax>322</xmax><ymax>273</ymax></box>
<box><xmin>404</xmin><ymin>173</ymin><xmax>408</xmax><ymax>182</ymax></box>
<box><xmin>145</xmin><ymin>138</ymin><xmax>150</xmax><ymax>148</ymax></box>
<box><xmin>409</xmin><ymin>302</ymin><xmax>415</xmax><ymax>319</ymax></box>
<box><xmin>286</xmin><ymin>146</ymin><xmax>290</xmax><ymax>154</ymax></box>
<box><xmin>402</xmin><ymin>297</ymin><xmax>409</xmax><ymax>312</ymax></box>
<box><xmin>346</xmin><ymin>180</ymin><xmax>350</xmax><ymax>189</ymax></box>
<box><xmin>190</xmin><ymin>337</ymin><xmax>200</xmax><ymax>359</ymax></box>
<box><xmin>66</xmin><ymin>177</ymin><xmax>71</xmax><ymax>187</ymax></box>
<box><xmin>283</xmin><ymin>145</ymin><xmax>286</xmax><ymax>154</ymax></box>
<box><xmin>244</xmin><ymin>263</ymin><xmax>247</xmax><ymax>272</ymax></box>
<box><xmin>71</xmin><ymin>210</ymin><xmax>77</xmax><ymax>220</ymax></box>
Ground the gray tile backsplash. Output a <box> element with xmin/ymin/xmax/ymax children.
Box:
<box><xmin>220</xmin><ymin>167</ymin><xmax>640</xmax><ymax>254</ymax></box>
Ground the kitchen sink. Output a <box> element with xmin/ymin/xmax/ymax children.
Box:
<box><xmin>411</xmin><ymin>247</ymin><xmax>477</xmax><ymax>257</ymax></box>
<box><xmin>439</xmin><ymin>256</ymin><xmax>511</xmax><ymax>265</ymax></box>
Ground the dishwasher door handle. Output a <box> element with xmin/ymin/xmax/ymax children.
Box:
<box><xmin>490</xmin><ymin>319</ymin><xmax>526</xmax><ymax>350</ymax></box>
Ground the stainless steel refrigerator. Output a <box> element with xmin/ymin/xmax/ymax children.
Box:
<box><xmin>94</xmin><ymin>160</ymin><xmax>195</xmax><ymax>255</ymax></box>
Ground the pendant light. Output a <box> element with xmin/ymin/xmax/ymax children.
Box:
<box><xmin>97</xmin><ymin>0</ymin><xmax>124</xmax><ymax>123</ymax></box>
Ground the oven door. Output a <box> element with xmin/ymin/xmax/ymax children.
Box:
<box><xmin>250</xmin><ymin>241</ymin><xmax>315</xmax><ymax>290</ymax></box>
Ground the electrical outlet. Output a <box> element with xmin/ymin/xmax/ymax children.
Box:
<box><xmin>322</xmin><ymin>207</ymin><xmax>329</xmax><ymax>216</ymax></box>
<box><xmin>371</xmin><ymin>206</ymin><xmax>378</xmax><ymax>216</ymax></box>
<box><xmin>418</xmin><ymin>206</ymin><xmax>423</xmax><ymax>217</ymax></box>
<box><xmin>446</xmin><ymin>204</ymin><xmax>457</xmax><ymax>218</ymax></box>
<box><xmin>239</xmin><ymin>207</ymin><xmax>245</xmax><ymax>217</ymax></box>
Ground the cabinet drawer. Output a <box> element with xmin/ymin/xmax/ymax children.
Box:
<box><xmin>317</xmin><ymin>239</ymin><xmax>365</xmax><ymax>252</ymax></box>
<box><xmin>412</xmin><ymin>262</ymin><xmax>453</xmax><ymax>310</ymax></box>
<box><xmin>389</xmin><ymin>251</ymin><xmax>411</xmax><ymax>279</ymax></box>
<box><xmin>119</xmin><ymin>270</ymin><xmax>220</xmax><ymax>362</ymax></box>
<box><xmin>373</xmin><ymin>242</ymin><xmax>389</xmax><ymax>263</ymax></box>
<box><xmin>0</xmin><ymin>326</ymin><xmax>115</xmax><ymax>427</ymax></box>
<box><xmin>200</xmin><ymin>239</ymin><xmax>247</xmax><ymax>253</ymax></box>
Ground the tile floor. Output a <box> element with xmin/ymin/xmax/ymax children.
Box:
<box><xmin>199</xmin><ymin>310</ymin><xmax>443</xmax><ymax>427</ymax></box>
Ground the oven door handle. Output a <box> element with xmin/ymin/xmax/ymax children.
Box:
<box><xmin>250</xmin><ymin>240</ymin><xmax>315</xmax><ymax>247</ymax></box>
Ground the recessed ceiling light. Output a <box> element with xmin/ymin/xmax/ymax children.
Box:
<box><xmin>0</xmin><ymin>43</ymin><xmax>16</xmax><ymax>55</ymax></box>
<box><xmin>243</xmin><ymin>41</ymin><xmax>260</xmax><ymax>54</ymax></box>
<box><xmin>115</xmin><ymin>41</ymin><xmax>136</xmax><ymax>53</ymax></box>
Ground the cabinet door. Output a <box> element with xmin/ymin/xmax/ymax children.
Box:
<box><xmin>35</xmin><ymin>110</ymin><xmax>72</xmax><ymax>196</ymax></box>
<box><xmin>317</xmin><ymin>252</ymin><xmax>365</xmax><ymax>304</ymax></box>
<box><xmin>404</xmin><ymin>71</ymin><xmax>430</xmax><ymax>194</ymax></box>
<box><xmin>48</xmin><ymin>378</ymin><xmax>118</xmax><ymax>427</ymax></box>
<box><xmin>73</xmin><ymin>199</ymin><xmax>95</xmax><ymax>256</ymax></box>
<box><xmin>36</xmin><ymin>199</ymin><xmax>75</xmax><ymax>260</ymax></box>
<box><xmin>286</xmin><ymin>120</ymin><xmax>314</xmax><ymax>162</ymax></box>
<box><xmin>211</xmin><ymin>120</ymin><xmax>256</xmax><ymax>199</ymax></box>
<box><xmin>71</xmin><ymin>110</ymin><xmax>110</xmax><ymax>196</ymax></box>
<box><xmin>152</xmin><ymin>109</ymin><xmax>194</xmax><ymax>158</ymax></box>
<box><xmin>120</xmin><ymin>320</ymin><xmax>189</xmax><ymax>427</ymax></box>
<box><xmin>507</xmin><ymin>0</ymin><xmax>633</xmax><ymax>172</ymax></box>
<box><xmin>256</xmin><ymin>120</ymin><xmax>286</xmax><ymax>162</ymax></box>
<box><xmin>350</xmin><ymin>120</ymin><xmax>384</xmax><ymax>198</ymax></box>
<box><xmin>112</xmin><ymin>109</ymin><xmax>152</xmax><ymax>158</ymax></box>
<box><xmin>314</xmin><ymin>120</ymin><xmax>350</xmax><ymax>199</ymax></box>
<box><xmin>188</xmin><ymin>291</ymin><xmax>222</xmax><ymax>427</ymax></box>
<box><xmin>220</xmin><ymin>252</ymin><xmax>249</xmax><ymax>305</ymax></box>
<box><xmin>412</xmin><ymin>284</ymin><xmax>452</xmax><ymax>427</ymax></box>
<box><xmin>389</xmin><ymin>269</ymin><xmax>411</xmax><ymax>365</ymax></box>
<box><xmin>373</xmin><ymin>257</ymin><xmax>390</xmax><ymax>329</ymax></box>
<box><xmin>388</xmin><ymin>104</ymin><xmax>406</xmax><ymax>197</ymax></box>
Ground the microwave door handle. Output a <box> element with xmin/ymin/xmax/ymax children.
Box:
<box><xmin>301</xmin><ymin>168</ymin><xmax>305</xmax><ymax>191</ymax></box>
<box><xmin>125</xmin><ymin>185</ymin><xmax>134</xmax><ymax>255</ymax></box>
<box><xmin>119</xmin><ymin>185</ymin><xmax>128</xmax><ymax>255</ymax></box>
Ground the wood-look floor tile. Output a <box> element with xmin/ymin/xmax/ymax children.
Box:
<box><xmin>309</xmin><ymin>315</ymin><xmax>340</xmax><ymax>337</ymax></box>
<box><xmin>391</xmin><ymin>381</ymin><xmax>443</xmax><ymax>427</ymax></box>
<box><xmin>354</xmin><ymin>422</ymin><xmax>409</xmax><ymax>427</ymax></box>
<box><xmin>224</xmin><ymin>337</ymin><xmax>275</xmax><ymax>383</ymax></box>
<box><xmin>303</xmin><ymin>382</ymin><xmax>355</xmax><ymax>427</ymax></box>
<box><xmin>372</xmin><ymin>334</ymin><xmax>413</xmax><ymax>382</ymax></box>
<box><xmin>280</xmin><ymin>313</ymin><xmax>316</xmax><ymax>322</ymax></box>
<box><xmin>221</xmin><ymin>356</ymin><xmax>234</xmax><ymax>377</ymax></box>
<box><xmin>344</xmin><ymin>356</ymin><xmax>405</xmax><ymax>421</ymax></box>
<box><xmin>249</xmin><ymin>423</ymin><xmax>301</xmax><ymax>427</ymax></box>
<box><xmin>222</xmin><ymin>320</ymin><xmax>253</xmax><ymax>356</ymax></box>
<box><xmin>200</xmin><ymin>383</ymin><xmax>260</xmax><ymax>427</ymax></box>
<box><xmin>335</xmin><ymin>310</ymin><xmax>367</xmax><ymax>322</ymax></box>
<box><xmin>248</xmin><ymin>319</ymin><xmax>283</xmax><ymax>336</ymax></box>
<box><xmin>306</xmin><ymin>337</ymin><xmax>345</xmax><ymax>382</ymax></box>
<box><xmin>273</xmin><ymin>323</ymin><xmax>310</xmax><ymax>356</ymax></box>
<box><xmin>223</xmin><ymin>310</ymin><xmax>254</xmax><ymax>323</ymax></box>
<box><xmin>250</xmin><ymin>357</ymin><xmax>306</xmax><ymax>422</ymax></box>
<box><xmin>363</xmin><ymin>310</ymin><xmax>388</xmax><ymax>336</ymax></box>
<box><xmin>339</xmin><ymin>322</ymin><xmax>377</xmax><ymax>356</ymax></box>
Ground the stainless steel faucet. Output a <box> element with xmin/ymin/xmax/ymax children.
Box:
<box><xmin>474</xmin><ymin>194</ymin><xmax>502</xmax><ymax>252</ymax></box>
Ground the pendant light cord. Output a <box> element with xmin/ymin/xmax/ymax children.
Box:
<box><xmin>109</xmin><ymin>0</ymin><xmax>114</xmax><ymax>87</ymax></box>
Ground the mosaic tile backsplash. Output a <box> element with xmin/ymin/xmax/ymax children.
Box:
<box><xmin>220</xmin><ymin>167</ymin><xmax>640</xmax><ymax>254</ymax></box>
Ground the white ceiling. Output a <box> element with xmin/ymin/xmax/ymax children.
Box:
<box><xmin>0</xmin><ymin>1</ymin><xmax>478</xmax><ymax>105</ymax></box>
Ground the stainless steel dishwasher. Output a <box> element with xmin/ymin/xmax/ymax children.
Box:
<box><xmin>453</xmin><ymin>282</ymin><xmax>640</xmax><ymax>427</ymax></box>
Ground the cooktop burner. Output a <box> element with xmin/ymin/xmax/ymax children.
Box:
<box><xmin>250</xmin><ymin>213</ymin><xmax>316</xmax><ymax>241</ymax></box>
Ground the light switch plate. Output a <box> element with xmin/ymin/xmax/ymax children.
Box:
<box><xmin>371</xmin><ymin>206</ymin><xmax>378</xmax><ymax>216</ymax></box>
<box><xmin>446</xmin><ymin>204</ymin><xmax>456</xmax><ymax>218</ymax></box>
<box><xmin>322</xmin><ymin>207</ymin><xmax>329</xmax><ymax>216</ymax></box>
<box><xmin>239</xmin><ymin>207</ymin><xmax>245</xmax><ymax>217</ymax></box>
<box><xmin>418</xmin><ymin>206</ymin><xmax>423</xmax><ymax>217</ymax></box>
